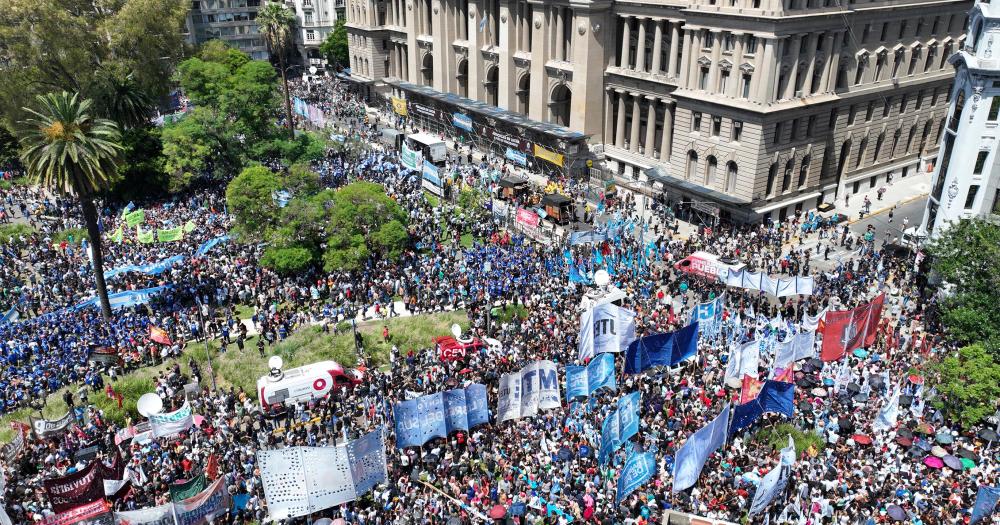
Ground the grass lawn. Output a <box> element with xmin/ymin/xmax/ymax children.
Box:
<box><xmin>460</xmin><ymin>233</ymin><xmax>474</xmax><ymax>248</ymax></box>
<box><xmin>0</xmin><ymin>309</ymin><xmax>468</xmax><ymax>442</ymax></box>
<box><xmin>425</xmin><ymin>193</ymin><xmax>440</xmax><ymax>207</ymax></box>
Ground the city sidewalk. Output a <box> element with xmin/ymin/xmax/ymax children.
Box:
<box><xmin>838</xmin><ymin>171</ymin><xmax>932</xmax><ymax>224</ymax></box>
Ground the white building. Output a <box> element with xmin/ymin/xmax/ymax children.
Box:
<box><xmin>288</xmin><ymin>0</ymin><xmax>345</xmax><ymax>68</ymax></box>
<box><xmin>921</xmin><ymin>0</ymin><xmax>1000</xmax><ymax>236</ymax></box>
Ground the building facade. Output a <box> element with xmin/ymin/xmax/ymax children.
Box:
<box><xmin>186</xmin><ymin>0</ymin><xmax>268</xmax><ymax>60</ymax></box>
<box><xmin>919</xmin><ymin>0</ymin><xmax>1000</xmax><ymax>236</ymax></box>
<box><xmin>347</xmin><ymin>0</ymin><xmax>969</xmax><ymax>223</ymax></box>
<box><xmin>289</xmin><ymin>0</ymin><xmax>346</xmax><ymax>68</ymax></box>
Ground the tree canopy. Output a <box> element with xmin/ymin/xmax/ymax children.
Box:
<box><xmin>927</xmin><ymin>219</ymin><xmax>1000</xmax><ymax>348</ymax></box>
<box><xmin>320</xmin><ymin>19</ymin><xmax>349</xmax><ymax>68</ymax></box>
<box><xmin>227</xmin><ymin>168</ymin><xmax>410</xmax><ymax>274</ymax></box>
<box><xmin>932</xmin><ymin>342</ymin><xmax>1000</xmax><ymax>429</ymax></box>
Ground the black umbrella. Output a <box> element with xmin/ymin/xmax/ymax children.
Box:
<box><xmin>979</xmin><ymin>428</ymin><xmax>999</xmax><ymax>442</ymax></box>
<box><xmin>915</xmin><ymin>439</ymin><xmax>932</xmax><ymax>452</ymax></box>
<box><xmin>899</xmin><ymin>395</ymin><xmax>912</xmax><ymax>408</ymax></box>
<box><xmin>424</xmin><ymin>453</ymin><xmax>440</xmax><ymax>464</ymax></box>
<box><xmin>958</xmin><ymin>448</ymin><xmax>980</xmax><ymax>462</ymax></box>
<box><xmin>807</xmin><ymin>358</ymin><xmax>824</xmax><ymax>369</ymax></box>
<box><xmin>897</xmin><ymin>428</ymin><xmax>914</xmax><ymax>439</ymax></box>
<box><xmin>870</xmin><ymin>375</ymin><xmax>885</xmax><ymax>388</ymax></box>
<box><xmin>557</xmin><ymin>447</ymin><xmax>573</xmax><ymax>461</ymax></box>
<box><xmin>447</xmin><ymin>516</ymin><xmax>463</xmax><ymax>525</ymax></box>
<box><xmin>852</xmin><ymin>393</ymin><xmax>869</xmax><ymax>404</ymax></box>
<box><xmin>847</xmin><ymin>382</ymin><xmax>861</xmax><ymax>394</ymax></box>
<box><xmin>801</xmin><ymin>363</ymin><xmax>818</xmax><ymax>373</ymax></box>
<box><xmin>798</xmin><ymin>400</ymin><xmax>813</xmax><ymax>411</ymax></box>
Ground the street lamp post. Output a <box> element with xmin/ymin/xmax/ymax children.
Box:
<box><xmin>195</xmin><ymin>298</ymin><xmax>218</xmax><ymax>391</ymax></box>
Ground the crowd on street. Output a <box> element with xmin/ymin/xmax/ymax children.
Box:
<box><xmin>0</xmin><ymin>75</ymin><xmax>993</xmax><ymax>525</ymax></box>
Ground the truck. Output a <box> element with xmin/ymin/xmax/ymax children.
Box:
<box><xmin>257</xmin><ymin>360</ymin><xmax>363</xmax><ymax>409</ymax></box>
<box><xmin>406</xmin><ymin>132</ymin><xmax>447</xmax><ymax>163</ymax></box>
<box><xmin>673</xmin><ymin>251</ymin><xmax>745</xmax><ymax>282</ymax></box>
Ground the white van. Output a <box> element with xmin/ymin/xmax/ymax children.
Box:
<box><xmin>257</xmin><ymin>360</ymin><xmax>363</xmax><ymax>409</ymax></box>
<box><xmin>406</xmin><ymin>133</ymin><xmax>447</xmax><ymax>163</ymax></box>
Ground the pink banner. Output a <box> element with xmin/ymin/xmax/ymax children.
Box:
<box><xmin>516</xmin><ymin>208</ymin><xmax>539</xmax><ymax>228</ymax></box>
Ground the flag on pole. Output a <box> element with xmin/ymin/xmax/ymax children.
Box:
<box><xmin>149</xmin><ymin>326</ymin><xmax>172</xmax><ymax>345</ymax></box>
<box><xmin>478</xmin><ymin>15</ymin><xmax>488</xmax><ymax>33</ymax></box>
<box><xmin>819</xmin><ymin>293</ymin><xmax>885</xmax><ymax>361</ymax></box>
<box><xmin>672</xmin><ymin>403</ymin><xmax>730</xmax><ymax>492</ymax></box>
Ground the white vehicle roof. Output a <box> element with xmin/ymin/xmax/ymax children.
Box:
<box><xmin>408</xmin><ymin>132</ymin><xmax>445</xmax><ymax>146</ymax></box>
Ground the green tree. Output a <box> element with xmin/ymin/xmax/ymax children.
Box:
<box><xmin>160</xmin><ymin>107</ymin><xmax>238</xmax><ymax>192</ymax></box>
<box><xmin>175</xmin><ymin>58</ymin><xmax>233</xmax><ymax>108</ymax></box>
<box><xmin>927</xmin><ymin>219</ymin><xmax>1000</xmax><ymax>347</ymax></box>
<box><xmin>18</xmin><ymin>92</ymin><xmax>123</xmax><ymax>321</ymax></box>
<box><xmin>321</xmin><ymin>182</ymin><xmax>409</xmax><ymax>271</ymax></box>
<box><xmin>256</xmin><ymin>2</ymin><xmax>297</xmax><ymax>138</ymax></box>
<box><xmin>0</xmin><ymin>0</ymin><xmax>188</xmax><ymax>125</ymax></box>
<box><xmin>92</xmin><ymin>67</ymin><xmax>155</xmax><ymax>130</ymax></box>
<box><xmin>319</xmin><ymin>19</ymin><xmax>349</xmax><ymax>68</ymax></box>
<box><xmin>284</xmin><ymin>163</ymin><xmax>322</xmax><ymax>196</ymax></box>
<box><xmin>226</xmin><ymin>166</ymin><xmax>282</xmax><ymax>241</ymax></box>
<box><xmin>116</xmin><ymin>126</ymin><xmax>169</xmax><ymax>199</ymax></box>
<box><xmin>932</xmin><ymin>342</ymin><xmax>1000</xmax><ymax>429</ymax></box>
<box><xmin>261</xmin><ymin>246</ymin><xmax>314</xmax><ymax>275</ymax></box>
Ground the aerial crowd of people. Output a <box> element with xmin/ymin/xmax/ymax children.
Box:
<box><xmin>0</xmin><ymin>75</ymin><xmax>993</xmax><ymax>525</ymax></box>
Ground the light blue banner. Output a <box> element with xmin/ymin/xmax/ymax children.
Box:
<box><xmin>393</xmin><ymin>384</ymin><xmax>489</xmax><ymax>448</ymax></box>
<box><xmin>505</xmin><ymin>147</ymin><xmax>527</xmax><ymax>166</ymax></box>
<box><xmin>422</xmin><ymin>162</ymin><xmax>441</xmax><ymax>187</ymax></box>
<box><xmin>104</xmin><ymin>255</ymin><xmax>185</xmax><ymax>280</ymax></box>
<box><xmin>565</xmin><ymin>353</ymin><xmax>616</xmax><ymax>400</ymax></box>
<box><xmin>346</xmin><ymin>427</ymin><xmax>388</xmax><ymax>496</ymax></box>
<box><xmin>599</xmin><ymin>392</ymin><xmax>641</xmax><ymax>463</ymax></box>
<box><xmin>690</xmin><ymin>294</ymin><xmax>725</xmax><ymax>338</ymax></box>
<box><xmin>972</xmin><ymin>486</ymin><xmax>1000</xmax><ymax>524</ymax></box>
<box><xmin>672</xmin><ymin>403</ymin><xmax>731</xmax><ymax>493</ymax></box>
<box><xmin>0</xmin><ymin>306</ymin><xmax>19</xmax><ymax>325</ymax></box>
<box><xmin>452</xmin><ymin>113</ymin><xmax>473</xmax><ymax>132</ymax></box>
<box><xmin>73</xmin><ymin>285</ymin><xmax>171</xmax><ymax>311</ymax></box>
<box><xmin>617</xmin><ymin>450</ymin><xmax>656</xmax><ymax>504</ymax></box>
<box><xmin>195</xmin><ymin>235</ymin><xmax>231</xmax><ymax>256</ymax></box>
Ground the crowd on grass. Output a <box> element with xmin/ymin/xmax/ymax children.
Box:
<box><xmin>0</xmin><ymin>76</ymin><xmax>993</xmax><ymax>525</ymax></box>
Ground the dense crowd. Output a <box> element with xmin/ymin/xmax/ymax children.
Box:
<box><xmin>0</xmin><ymin>76</ymin><xmax>994</xmax><ymax>525</ymax></box>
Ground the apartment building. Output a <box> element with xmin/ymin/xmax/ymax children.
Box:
<box><xmin>186</xmin><ymin>0</ymin><xmax>268</xmax><ymax>60</ymax></box>
<box><xmin>919</xmin><ymin>0</ymin><xmax>1000</xmax><ymax>236</ymax></box>
<box><xmin>346</xmin><ymin>0</ymin><xmax>969</xmax><ymax>224</ymax></box>
<box><xmin>290</xmin><ymin>0</ymin><xmax>346</xmax><ymax>67</ymax></box>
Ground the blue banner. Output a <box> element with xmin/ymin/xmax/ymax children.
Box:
<box><xmin>972</xmin><ymin>486</ymin><xmax>1000</xmax><ymax>524</ymax></box>
<box><xmin>624</xmin><ymin>322</ymin><xmax>700</xmax><ymax>374</ymax></box>
<box><xmin>73</xmin><ymin>285</ymin><xmax>171</xmax><ymax>311</ymax></box>
<box><xmin>599</xmin><ymin>392</ymin><xmax>641</xmax><ymax>463</ymax></box>
<box><xmin>346</xmin><ymin>427</ymin><xmax>388</xmax><ymax>495</ymax></box>
<box><xmin>672</xmin><ymin>403</ymin><xmax>731</xmax><ymax>493</ymax></box>
<box><xmin>565</xmin><ymin>353</ymin><xmax>616</xmax><ymax>400</ymax></box>
<box><xmin>690</xmin><ymin>294</ymin><xmax>725</xmax><ymax>338</ymax></box>
<box><xmin>569</xmin><ymin>230</ymin><xmax>607</xmax><ymax>245</ymax></box>
<box><xmin>617</xmin><ymin>451</ymin><xmax>656</xmax><ymax>504</ymax></box>
<box><xmin>393</xmin><ymin>384</ymin><xmax>489</xmax><ymax>448</ymax></box>
<box><xmin>0</xmin><ymin>306</ymin><xmax>19</xmax><ymax>325</ymax></box>
<box><xmin>104</xmin><ymin>255</ymin><xmax>185</xmax><ymax>280</ymax></box>
<box><xmin>422</xmin><ymin>162</ymin><xmax>441</xmax><ymax>187</ymax></box>
<box><xmin>729</xmin><ymin>380</ymin><xmax>795</xmax><ymax>437</ymax></box>
<box><xmin>505</xmin><ymin>148</ymin><xmax>527</xmax><ymax>166</ymax></box>
<box><xmin>452</xmin><ymin>113</ymin><xmax>473</xmax><ymax>132</ymax></box>
<box><xmin>195</xmin><ymin>235</ymin><xmax>231</xmax><ymax>256</ymax></box>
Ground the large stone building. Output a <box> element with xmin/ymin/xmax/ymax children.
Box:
<box><xmin>918</xmin><ymin>0</ymin><xmax>1000</xmax><ymax>236</ymax></box>
<box><xmin>346</xmin><ymin>0</ymin><xmax>969</xmax><ymax>223</ymax></box>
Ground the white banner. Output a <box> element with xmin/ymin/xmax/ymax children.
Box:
<box><xmin>577</xmin><ymin>303</ymin><xmax>637</xmax><ymax>361</ymax></box>
<box><xmin>149</xmin><ymin>401</ymin><xmax>194</xmax><ymax>438</ymax></box>
<box><xmin>497</xmin><ymin>360</ymin><xmax>561</xmax><ymax>422</ymax></box>
<box><xmin>258</xmin><ymin>428</ymin><xmax>387</xmax><ymax>520</ymax></box>
<box><xmin>726</xmin><ymin>269</ymin><xmax>814</xmax><ymax>297</ymax></box>
<box><xmin>725</xmin><ymin>340</ymin><xmax>760</xmax><ymax>384</ymax></box>
<box><xmin>773</xmin><ymin>330</ymin><xmax>816</xmax><ymax>369</ymax></box>
<box><xmin>114</xmin><ymin>478</ymin><xmax>229</xmax><ymax>525</ymax></box>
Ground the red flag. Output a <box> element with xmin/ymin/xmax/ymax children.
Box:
<box><xmin>206</xmin><ymin>453</ymin><xmax>219</xmax><ymax>481</ymax></box>
<box><xmin>149</xmin><ymin>326</ymin><xmax>171</xmax><ymax>345</ymax></box>
<box><xmin>740</xmin><ymin>374</ymin><xmax>765</xmax><ymax>404</ymax></box>
<box><xmin>820</xmin><ymin>293</ymin><xmax>885</xmax><ymax>361</ymax></box>
<box><xmin>773</xmin><ymin>367</ymin><xmax>795</xmax><ymax>383</ymax></box>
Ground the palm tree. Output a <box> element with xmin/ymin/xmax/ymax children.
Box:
<box><xmin>19</xmin><ymin>92</ymin><xmax>123</xmax><ymax>321</ymax></box>
<box><xmin>257</xmin><ymin>2</ymin><xmax>297</xmax><ymax>139</ymax></box>
<box><xmin>93</xmin><ymin>68</ymin><xmax>154</xmax><ymax>130</ymax></box>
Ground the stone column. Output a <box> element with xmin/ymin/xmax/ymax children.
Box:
<box><xmin>615</xmin><ymin>90</ymin><xmax>627</xmax><ymax>147</ymax></box>
<box><xmin>670</xmin><ymin>23</ymin><xmax>681</xmax><ymax>77</ymax></box>
<box><xmin>753</xmin><ymin>37</ymin><xmax>776</xmax><ymax>103</ymax></box>
<box><xmin>620</xmin><ymin>16</ymin><xmax>632</xmax><ymax>68</ymax></box>
<box><xmin>825</xmin><ymin>33</ymin><xmax>841</xmax><ymax>92</ymax></box>
<box><xmin>651</xmin><ymin>20</ymin><xmax>664</xmax><ymax>74</ymax></box>
<box><xmin>686</xmin><ymin>30</ymin><xmax>703</xmax><ymax>89</ymax></box>
<box><xmin>527</xmin><ymin>1</ymin><xmax>549</xmax><ymax>121</ymax></box>
<box><xmin>629</xmin><ymin>93</ymin><xmax>642</xmax><ymax>152</ymax></box>
<box><xmin>783</xmin><ymin>34</ymin><xmax>802</xmax><ymax>100</ymax></box>
<box><xmin>801</xmin><ymin>33</ymin><xmax>818</xmax><ymax>96</ymax></box>
<box><xmin>708</xmin><ymin>30</ymin><xmax>723</xmax><ymax>93</ymax></box>
<box><xmin>554</xmin><ymin>6</ymin><xmax>564</xmax><ymax>60</ymax></box>
<box><xmin>644</xmin><ymin>96</ymin><xmax>657</xmax><ymax>156</ymax></box>
<box><xmin>660</xmin><ymin>101</ymin><xmax>674</xmax><ymax>160</ymax></box>
<box><xmin>679</xmin><ymin>28</ymin><xmax>692</xmax><ymax>85</ymax></box>
<box><xmin>728</xmin><ymin>33</ymin><xmax>745</xmax><ymax>98</ymax></box>
<box><xmin>635</xmin><ymin>18</ymin><xmax>648</xmax><ymax>72</ymax></box>
<box><xmin>605</xmin><ymin>89</ymin><xmax>615</xmax><ymax>143</ymax></box>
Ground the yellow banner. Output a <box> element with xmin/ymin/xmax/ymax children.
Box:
<box><xmin>391</xmin><ymin>97</ymin><xmax>408</xmax><ymax>116</ymax></box>
<box><xmin>533</xmin><ymin>144</ymin><xmax>564</xmax><ymax>167</ymax></box>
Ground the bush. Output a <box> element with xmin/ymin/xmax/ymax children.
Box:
<box><xmin>493</xmin><ymin>304</ymin><xmax>529</xmax><ymax>324</ymax></box>
<box><xmin>931</xmin><ymin>342</ymin><xmax>1000</xmax><ymax>429</ymax></box>
<box><xmin>261</xmin><ymin>246</ymin><xmax>314</xmax><ymax>275</ymax></box>
<box><xmin>754</xmin><ymin>423</ymin><xmax>825</xmax><ymax>456</ymax></box>
<box><xmin>52</xmin><ymin>228</ymin><xmax>89</xmax><ymax>244</ymax></box>
<box><xmin>0</xmin><ymin>223</ymin><xmax>34</xmax><ymax>245</ymax></box>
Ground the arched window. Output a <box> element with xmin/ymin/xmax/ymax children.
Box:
<box><xmin>798</xmin><ymin>155</ymin><xmax>810</xmax><ymax>188</ymax></box>
<box><xmin>726</xmin><ymin>162</ymin><xmax>738</xmax><ymax>193</ymax></box>
<box><xmin>706</xmin><ymin>156</ymin><xmax>718</xmax><ymax>186</ymax></box>
<box><xmin>781</xmin><ymin>159</ymin><xmax>793</xmax><ymax>192</ymax></box>
<box><xmin>687</xmin><ymin>151</ymin><xmax>699</xmax><ymax>180</ymax></box>
<box><xmin>766</xmin><ymin>162</ymin><xmax>778</xmax><ymax>196</ymax></box>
